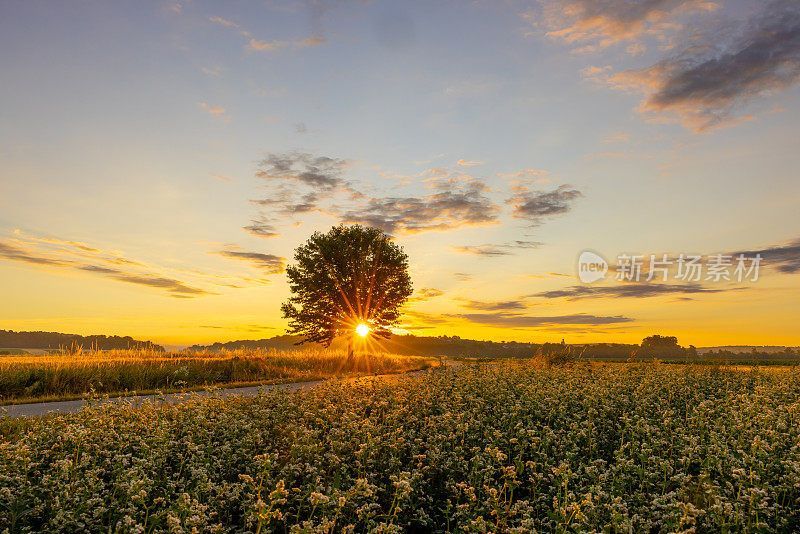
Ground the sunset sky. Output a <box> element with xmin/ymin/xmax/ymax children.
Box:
<box><xmin>1</xmin><ymin>0</ymin><xmax>799</xmax><ymax>348</ymax></box>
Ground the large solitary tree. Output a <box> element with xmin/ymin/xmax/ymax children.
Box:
<box><xmin>281</xmin><ymin>225</ymin><xmax>413</xmax><ymax>357</ymax></box>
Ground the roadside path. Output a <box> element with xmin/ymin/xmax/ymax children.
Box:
<box><xmin>2</xmin><ymin>367</ymin><xmax>446</xmax><ymax>419</ymax></box>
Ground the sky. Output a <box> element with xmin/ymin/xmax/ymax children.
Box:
<box><xmin>1</xmin><ymin>0</ymin><xmax>799</xmax><ymax>348</ymax></box>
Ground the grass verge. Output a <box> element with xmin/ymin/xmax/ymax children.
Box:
<box><xmin>0</xmin><ymin>347</ymin><xmax>434</xmax><ymax>404</ymax></box>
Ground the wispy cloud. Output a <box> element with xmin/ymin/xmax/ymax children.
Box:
<box><xmin>11</xmin><ymin>233</ymin><xmax>147</xmax><ymax>268</ymax></box>
<box><xmin>294</xmin><ymin>36</ymin><xmax>326</xmax><ymax>48</ymax></box>
<box><xmin>732</xmin><ymin>237</ymin><xmax>800</xmax><ymax>274</ymax></box>
<box><xmin>198</xmin><ymin>324</ymin><xmax>276</xmax><ymax>332</ymax></box>
<box><xmin>207</xmin><ymin>9</ymin><xmax>327</xmax><ymax>52</ymax></box>
<box><xmin>496</xmin><ymin>169</ymin><xmax>550</xmax><ymax>180</ymax></box>
<box><xmin>525</xmin><ymin>272</ymin><xmax>573</xmax><ymax>279</ymax></box>
<box><xmin>603</xmin><ymin>132</ymin><xmax>630</xmax><ymax>144</ymax></box>
<box><xmin>248</xmin><ymin>35</ymin><xmax>327</xmax><ymax>52</ymax></box>
<box><xmin>256</xmin><ymin>152</ymin><xmax>350</xmax><ymax>189</ymax></box>
<box><xmin>452</xmin><ymin>240</ymin><xmax>542</xmax><ymax>257</ymax></box>
<box><xmin>169</xmin><ymin>0</ymin><xmax>190</xmax><ymax>14</ymax></box>
<box><xmin>0</xmin><ymin>241</ymin><xmax>64</xmax><ymax>266</ymax></box>
<box><xmin>402</xmin><ymin>309</ymin><xmax>453</xmax><ymax>325</ymax></box>
<box><xmin>409</xmin><ymin>287</ymin><xmax>444</xmax><ymax>302</ymax></box>
<box><xmin>251</xmin><ymin>152</ymin><xmax>352</xmax><ymax>220</ymax></box>
<box><xmin>201</xmin><ymin>65</ymin><xmax>223</xmax><ymax>76</ymax></box>
<box><xmin>102</xmin><ymin>271</ymin><xmax>208</xmax><ymax>295</ymax></box>
<box><xmin>536</xmin><ymin>0</ymin><xmax>716</xmax><ymax>54</ymax></box>
<box><xmin>0</xmin><ymin>240</ymin><xmax>212</xmax><ymax>297</ymax></box>
<box><xmin>208</xmin><ymin>15</ymin><xmax>250</xmax><ymax>36</ymax></box>
<box><xmin>243</xmin><ymin>218</ymin><xmax>280</xmax><ymax>239</ymax></box>
<box><xmin>456</xmin><ymin>159</ymin><xmax>482</xmax><ymax>166</ymax></box>
<box><xmin>581</xmin><ymin>64</ymin><xmax>613</xmax><ymax>84</ymax></box>
<box><xmin>532</xmin><ymin>282</ymin><xmax>742</xmax><ymax>300</ymax></box>
<box><xmin>216</xmin><ymin>250</ymin><xmax>286</xmax><ymax>274</ymax></box>
<box><xmin>507</xmin><ymin>184</ymin><xmax>582</xmax><ymax>225</ymax></box>
<box><xmin>455</xmin><ymin>298</ymin><xmax>528</xmax><ymax>311</ymax></box>
<box><xmin>458</xmin><ymin>312</ymin><xmax>634</xmax><ymax>327</ymax></box>
<box><xmin>248</xmin><ymin>38</ymin><xmax>288</xmax><ymax>52</ymax></box>
<box><xmin>208</xmin><ymin>15</ymin><xmax>238</xmax><ymax>28</ymax></box>
<box><xmin>198</xmin><ymin>102</ymin><xmax>229</xmax><ymax>122</ymax></box>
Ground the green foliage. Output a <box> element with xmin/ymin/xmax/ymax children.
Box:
<box><xmin>281</xmin><ymin>225</ymin><xmax>413</xmax><ymax>345</ymax></box>
<box><xmin>3</xmin><ymin>363</ymin><xmax>800</xmax><ymax>532</ymax></box>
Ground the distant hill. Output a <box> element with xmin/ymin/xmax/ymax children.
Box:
<box><xmin>0</xmin><ymin>329</ymin><xmax>164</xmax><ymax>352</ymax></box>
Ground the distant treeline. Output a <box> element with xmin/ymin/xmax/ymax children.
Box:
<box><xmin>187</xmin><ymin>335</ymin><xmax>305</xmax><ymax>353</ymax></box>
<box><xmin>188</xmin><ymin>335</ymin><xmax>637</xmax><ymax>359</ymax></box>
<box><xmin>0</xmin><ymin>330</ymin><xmax>164</xmax><ymax>352</ymax></box>
<box><xmin>698</xmin><ymin>347</ymin><xmax>799</xmax><ymax>362</ymax></box>
<box><xmin>188</xmin><ymin>334</ymin><xmax>547</xmax><ymax>357</ymax></box>
<box><xmin>188</xmin><ymin>334</ymin><xmax>632</xmax><ymax>359</ymax></box>
<box><xmin>187</xmin><ymin>334</ymin><xmax>799</xmax><ymax>362</ymax></box>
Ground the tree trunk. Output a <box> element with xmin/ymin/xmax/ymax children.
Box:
<box><xmin>347</xmin><ymin>335</ymin><xmax>354</xmax><ymax>364</ymax></box>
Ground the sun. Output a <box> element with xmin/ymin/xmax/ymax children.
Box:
<box><xmin>355</xmin><ymin>323</ymin><xmax>370</xmax><ymax>337</ymax></box>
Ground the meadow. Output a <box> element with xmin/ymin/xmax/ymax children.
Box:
<box><xmin>0</xmin><ymin>348</ymin><xmax>433</xmax><ymax>404</ymax></box>
<box><xmin>2</xmin><ymin>361</ymin><xmax>799</xmax><ymax>532</ymax></box>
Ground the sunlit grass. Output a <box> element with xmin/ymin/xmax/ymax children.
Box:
<box><xmin>0</xmin><ymin>347</ymin><xmax>435</xmax><ymax>404</ymax></box>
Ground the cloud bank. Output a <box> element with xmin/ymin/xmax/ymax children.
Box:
<box><xmin>542</xmin><ymin>0</ymin><xmax>800</xmax><ymax>131</ymax></box>
<box><xmin>609</xmin><ymin>0</ymin><xmax>800</xmax><ymax>131</ymax></box>
<box><xmin>342</xmin><ymin>180</ymin><xmax>500</xmax><ymax>234</ymax></box>
<box><xmin>249</xmin><ymin>152</ymin><xmax>584</xmax><ymax>243</ymax></box>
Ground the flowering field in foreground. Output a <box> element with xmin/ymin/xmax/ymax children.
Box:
<box><xmin>2</xmin><ymin>363</ymin><xmax>800</xmax><ymax>533</ymax></box>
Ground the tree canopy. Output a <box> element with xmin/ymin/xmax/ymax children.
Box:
<box><xmin>281</xmin><ymin>225</ymin><xmax>413</xmax><ymax>346</ymax></box>
<box><xmin>641</xmin><ymin>335</ymin><xmax>680</xmax><ymax>349</ymax></box>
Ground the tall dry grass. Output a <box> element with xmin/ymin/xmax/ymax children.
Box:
<box><xmin>0</xmin><ymin>347</ymin><xmax>434</xmax><ymax>403</ymax></box>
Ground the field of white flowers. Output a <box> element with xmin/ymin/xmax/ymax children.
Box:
<box><xmin>2</xmin><ymin>362</ymin><xmax>799</xmax><ymax>533</ymax></box>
